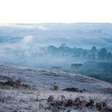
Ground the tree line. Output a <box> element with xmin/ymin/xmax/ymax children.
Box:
<box><xmin>47</xmin><ymin>44</ymin><xmax>112</xmax><ymax>61</ymax></box>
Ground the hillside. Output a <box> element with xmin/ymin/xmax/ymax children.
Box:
<box><xmin>0</xmin><ymin>64</ymin><xmax>112</xmax><ymax>112</ymax></box>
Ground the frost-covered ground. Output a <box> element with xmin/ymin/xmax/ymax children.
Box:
<box><xmin>0</xmin><ymin>64</ymin><xmax>112</xmax><ymax>112</ymax></box>
<box><xmin>0</xmin><ymin>89</ymin><xmax>112</xmax><ymax>112</ymax></box>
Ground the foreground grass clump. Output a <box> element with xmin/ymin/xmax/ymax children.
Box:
<box><xmin>50</xmin><ymin>82</ymin><xmax>59</xmax><ymax>91</ymax></box>
<box><xmin>0</xmin><ymin>76</ymin><xmax>30</xmax><ymax>89</ymax></box>
<box><xmin>53</xmin><ymin>85</ymin><xmax>59</xmax><ymax>91</ymax></box>
<box><xmin>46</xmin><ymin>95</ymin><xmax>112</xmax><ymax>112</ymax></box>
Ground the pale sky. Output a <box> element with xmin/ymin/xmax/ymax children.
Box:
<box><xmin>0</xmin><ymin>0</ymin><xmax>112</xmax><ymax>23</ymax></box>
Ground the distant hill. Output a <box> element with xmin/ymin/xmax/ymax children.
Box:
<box><xmin>71</xmin><ymin>61</ymin><xmax>112</xmax><ymax>83</ymax></box>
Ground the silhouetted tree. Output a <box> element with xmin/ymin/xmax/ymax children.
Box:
<box><xmin>98</xmin><ymin>48</ymin><xmax>107</xmax><ymax>60</ymax></box>
<box><xmin>90</xmin><ymin>46</ymin><xmax>97</xmax><ymax>60</ymax></box>
<box><xmin>107</xmin><ymin>52</ymin><xmax>112</xmax><ymax>60</ymax></box>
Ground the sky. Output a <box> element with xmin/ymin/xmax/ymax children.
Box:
<box><xmin>0</xmin><ymin>0</ymin><xmax>112</xmax><ymax>23</ymax></box>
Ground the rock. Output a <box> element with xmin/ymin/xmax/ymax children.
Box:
<box><xmin>96</xmin><ymin>102</ymin><xmax>106</xmax><ymax>111</ymax></box>
<box><xmin>80</xmin><ymin>100</ymin><xmax>88</xmax><ymax>108</ymax></box>
<box><xmin>73</xmin><ymin>97</ymin><xmax>81</xmax><ymax>107</ymax></box>
<box><xmin>86</xmin><ymin>99</ymin><xmax>94</xmax><ymax>107</ymax></box>
<box><xmin>57</xmin><ymin>95</ymin><xmax>66</xmax><ymax>101</ymax></box>
<box><xmin>63</xmin><ymin>87</ymin><xmax>84</xmax><ymax>92</ymax></box>
<box><xmin>65</xmin><ymin>99</ymin><xmax>73</xmax><ymax>107</ymax></box>
<box><xmin>47</xmin><ymin>95</ymin><xmax>54</xmax><ymax>102</ymax></box>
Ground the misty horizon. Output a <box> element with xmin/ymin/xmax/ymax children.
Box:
<box><xmin>0</xmin><ymin>23</ymin><xmax>112</xmax><ymax>70</ymax></box>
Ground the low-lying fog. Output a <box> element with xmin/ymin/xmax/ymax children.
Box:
<box><xmin>0</xmin><ymin>23</ymin><xmax>112</xmax><ymax>83</ymax></box>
